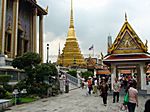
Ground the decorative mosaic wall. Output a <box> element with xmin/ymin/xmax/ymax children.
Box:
<box><xmin>19</xmin><ymin>0</ymin><xmax>31</xmax><ymax>41</ymax></box>
<box><xmin>0</xmin><ymin>1</ymin><xmax>2</xmax><ymax>30</ymax></box>
<box><xmin>5</xmin><ymin>0</ymin><xmax>33</xmax><ymax>51</ymax></box>
<box><xmin>5</xmin><ymin>0</ymin><xmax>13</xmax><ymax>31</ymax></box>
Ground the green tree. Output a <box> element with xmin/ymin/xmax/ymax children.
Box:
<box><xmin>81</xmin><ymin>71</ymin><xmax>94</xmax><ymax>80</ymax></box>
<box><xmin>12</xmin><ymin>52</ymin><xmax>41</xmax><ymax>69</ymax></box>
<box><xmin>12</xmin><ymin>52</ymin><xmax>60</xmax><ymax>97</ymax></box>
<box><xmin>0</xmin><ymin>75</ymin><xmax>12</xmax><ymax>98</ymax></box>
<box><xmin>35</xmin><ymin>63</ymin><xmax>58</xmax><ymax>83</ymax></box>
<box><xmin>0</xmin><ymin>75</ymin><xmax>11</xmax><ymax>85</ymax></box>
<box><xmin>12</xmin><ymin>52</ymin><xmax>41</xmax><ymax>83</ymax></box>
<box><xmin>67</xmin><ymin>70</ymin><xmax>77</xmax><ymax>77</ymax></box>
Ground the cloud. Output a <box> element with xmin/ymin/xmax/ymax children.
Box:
<box><xmin>43</xmin><ymin>32</ymin><xmax>66</xmax><ymax>63</ymax></box>
<box><xmin>38</xmin><ymin>0</ymin><xmax>150</xmax><ymax>62</ymax></box>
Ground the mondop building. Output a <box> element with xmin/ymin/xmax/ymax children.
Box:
<box><xmin>0</xmin><ymin>0</ymin><xmax>47</xmax><ymax>80</ymax></box>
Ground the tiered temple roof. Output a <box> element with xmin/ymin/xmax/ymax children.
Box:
<box><xmin>104</xmin><ymin>14</ymin><xmax>150</xmax><ymax>65</ymax></box>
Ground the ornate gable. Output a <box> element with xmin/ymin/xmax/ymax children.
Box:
<box><xmin>86</xmin><ymin>57</ymin><xmax>96</xmax><ymax>68</ymax></box>
<box><xmin>108</xmin><ymin>15</ymin><xmax>148</xmax><ymax>54</ymax></box>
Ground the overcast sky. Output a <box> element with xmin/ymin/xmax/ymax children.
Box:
<box><xmin>37</xmin><ymin>0</ymin><xmax>150</xmax><ymax>63</ymax></box>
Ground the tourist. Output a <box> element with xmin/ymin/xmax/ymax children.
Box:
<box><xmin>87</xmin><ymin>77</ymin><xmax>92</xmax><ymax>95</ymax></box>
<box><xmin>99</xmin><ymin>77</ymin><xmax>108</xmax><ymax>106</ymax></box>
<box><xmin>84</xmin><ymin>79</ymin><xmax>89</xmax><ymax>96</ymax></box>
<box><xmin>126</xmin><ymin>80</ymin><xmax>138</xmax><ymax>112</ymax></box>
<box><xmin>123</xmin><ymin>76</ymin><xmax>128</xmax><ymax>89</ymax></box>
<box><xmin>108</xmin><ymin>77</ymin><xmax>111</xmax><ymax>92</ymax></box>
<box><xmin>93</xmin><ymin>77</ymin><xmax>98</xmax><ymax>96</ymax></box>
<box><xmin>144</xmin><ymin>99</ymin><xmax>150</xmax><ymax>112</ymax></box>
<box><xmin>81</xmin><ymin>77</ymin><xmax>85</xmax><ymax>89</ymax></box>
<box><xmin>113</xmin><ymin>78</ymin><xmax>121</xmax><ymax>103</ymax></box>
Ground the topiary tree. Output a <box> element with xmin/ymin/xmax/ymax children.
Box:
<box><xmin>0</xmin><ymin>75</ymin><xmax>11</xmax><ymax>85</ymax></box>
<box><xmin>12</xmin><ymin>52</ymin><xmax>41</xmax><ymax>84</ymax></box>
<box><xmin>12</xmin><ymin>52</ymin><xmax>41</xmax><ymax>69</ymax></box>
<box><xmin>0</xmin><ymin>75</ymin><xmax>13</xmax><ymax>98</ymax></box>
<box><xmin>12</xmin><ymin>52</ymin><xmax>60</xmax><ymax>97</ymax></box>
<box><xmin>35</xmin><ymin>63</ymin><xmax>58</xmax><ymax>83</ymax></box>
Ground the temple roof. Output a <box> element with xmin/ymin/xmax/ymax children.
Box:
<box><xmin>85</xmin><ymin>57</ymin><xmax>97</xmax><ymax>69</ymax></box>
<box><xmin>103</xmin><ymin>14</ymin><xmax>150</xmax><ymax>66</ymax></box>
<box><xmin>27</xmin><ymin>0</ymin><xmax>48</xmax><ymax>15</ymax></box>
<box><xmin>108</xmin><ymin>14</ymin><xmax>148</xmax><ymax>54</ymax></box>
<box><xmin>104</xmin><ymin>53</ymin><xmax>150</xmax><ymax>63</ymax></box>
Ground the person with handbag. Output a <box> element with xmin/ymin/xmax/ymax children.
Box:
<box><xmin>126</xmin><ymin>80</ymin><xmax>138</xmax><ymax>112</ymax></box>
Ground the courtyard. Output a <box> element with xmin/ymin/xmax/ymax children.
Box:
<box><xmin>5</xmin><ymin>84</ymin><xmax>149</xmax><ymax>112</ymax></box>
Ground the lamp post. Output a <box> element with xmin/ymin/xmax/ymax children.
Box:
<box><xmin>46</xmin><ymin>44</ymin><xmax>49</xmax><ymax>63</ymax></box>
<box><xmin>12</xmin><ymin>89</ymin><xmax>19</xmax><ymax>106</ymax></box>
<box><xmin>13</xmin><ymin>89</ymin><xmax>27</xmax><ymax>105</ymax></box>
<box><xmin>21</xmin><ymin>89</ymin><xmax>27</xmax><ymax>94</ymax></box>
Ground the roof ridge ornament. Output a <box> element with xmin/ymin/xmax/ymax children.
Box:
<box><xmin>125</xmin><ymin>12</ymin><xmax>127</xmax><ymax>22</ymax></box>
<box><xmin>45</xmin><ymin>6</ymin><xmax>48</xmax><ymax>13</ymax></box>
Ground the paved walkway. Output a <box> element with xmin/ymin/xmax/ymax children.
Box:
<box><xmin>5</xmin><ymin>85</ymin><xmax>149</xmax><ymax>112</ymax></box>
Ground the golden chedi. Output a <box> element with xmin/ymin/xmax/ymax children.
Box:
<box><xmin>57</xmin><ymin>0</ymin><xmax>85</xmax><ymax>67</ymax></box>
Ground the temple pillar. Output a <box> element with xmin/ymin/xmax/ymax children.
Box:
<box><xmin>39</xmin><ymin>15</ymin><xmax>43</xmax><ymax>62</ymax></box>
<box><xmin>111</xmin><ymin>64</ymin><xmax>116</xmax><ymax>90</ymax></box>
<box><xmin>140</xmin><ymin>63</ymin><xmax>146</xmax><ymax>90</ymax></box>
<box><xmin>118</xmin><ymin>71</ymin><xmax>121</xmax><ymax>79</ymax></box>
<box><xmin>32</xmin><ymin>8</ymin><xmax>37</xmax><ymax>52</ymax></box>
<box><xmin>0</xmin><ymin>0</ymin><xmax>6</xmax><ymax>54</ymax></box>
<box><xmin>136</xmin><ymin>65</ymin><xmax>141</xmax><ymax>89</ymax></box>
<box><xmin>11</xmin><ymin>0</ymin><xmax>19</xmax><ymax>58</ymax></box>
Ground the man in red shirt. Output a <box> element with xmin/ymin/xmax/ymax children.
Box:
<box><xmin>87</xmin><ymin>77</ymin><xmax>92</xmax><ymax>95</ymax></box>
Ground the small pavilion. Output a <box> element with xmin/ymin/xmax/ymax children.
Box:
<box><xmin>103</xmin><ymin>14</ymin><xmax>150</xmax><ymax>90</ymax></box>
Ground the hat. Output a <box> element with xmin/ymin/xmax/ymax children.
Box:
<box><xmin>93</xmin><ymin>75</ymin><xmax>96</xmax><ymax>78</ymax></box>
<box><xmin>88</xmin><ymin>76</ymin><xmax>92</xmax><ymax>79</ymax></box>
<box><xmin>102</xmin><ymin>77</ymin><xmax>105</xmax><ymax>79</ymax></box>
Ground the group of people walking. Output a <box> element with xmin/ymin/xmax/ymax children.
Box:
<box><xmin>81</xmin><ymin>75</ymin><xmax>150</xmax><ymax>112</ymax></box>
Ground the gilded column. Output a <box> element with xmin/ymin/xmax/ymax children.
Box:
<box><xmin>0</xmin><ymin>0</ymin><xmax>6</xmax><ymax>54</ymax></box>
<box><xmin>39</xmin><ymin>15</ymin><xmax>43</xmax><ymax>62</ymax></box>
<box><xmin>11</xmin><ymin>0</ymin><xmax>19</xmax><ymax>58</ymax></box>
<box><xmin>32</xmin><ymin>8</ymin><xmax>37</xmax><ymax>52</ymax></box>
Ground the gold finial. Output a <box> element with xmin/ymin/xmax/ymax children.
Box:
<box><xmin>145</xmin><ymin>40</ymin><xmax>148</xmax><ymax>49</ymax></box>
<box><xmin>100</xmin><ymin>52</ymin><xmax>104</xmax><ymax>60</ymax></box>
<box><xmin>45</xmin><ymin>6</ymin><xmax>48</xmax><ymax>13</ymax></box>
<box><xmin>70</xmin><ymin>0</ymin><xmax>74</xmax><ymax>28</ymax></box>
<box><xmin>58</xmin><ymin>43</ymin><xmax>60</xmax><ymax>55</ymax></box>
<box><xmin>125</xmin><ymin>12</ymin><xmax>127</xmax><ymax>21</ymax></box>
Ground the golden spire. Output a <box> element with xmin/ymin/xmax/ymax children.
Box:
<box><xmin>70</xmin><ymin>0</ymin><xmax>74</xmax><ymax>28</ymax></box>
<box><xmin>67</xmin><ymin>0</ymin><xmax>76</xmax><ymax>37</ymax></box>
<box><xmin>58</xmin><ymin>43</ymin><xmax>60</xmax><ymax>56</ymax></box>
<box><xmin>125</xmin><ymin>12</ymin><xmax>127</xmax><ymax>21</ymax></box>
<box><xmin>57</xmin><ymin>0</ymin><xmax>86</xmax><ymax>67</ymax></box>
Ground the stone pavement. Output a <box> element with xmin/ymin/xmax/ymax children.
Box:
<box><xmin>5</xmin><ymin>85</ymin><xmax>150</xmax><ymax>112</ymax></box>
